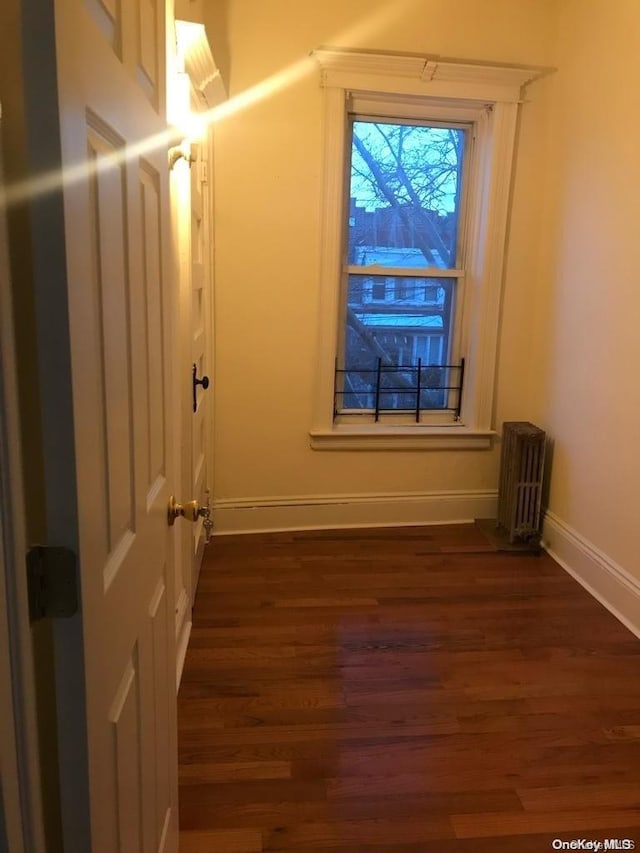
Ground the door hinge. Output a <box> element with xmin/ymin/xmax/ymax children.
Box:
<box><xmin>26</xmin><ymin>546</ymin><xmax>79</xmax><ymax>622</ymax></box>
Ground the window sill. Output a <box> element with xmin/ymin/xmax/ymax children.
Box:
<box><xmin>309</xmin><ymin>425</ymin><xmax>496</xmax><ymax>451</ymax></box>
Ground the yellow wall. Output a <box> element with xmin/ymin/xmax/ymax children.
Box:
<box><xmin>532</xmin><ymin>0</ymin><xmax>640</xmax><ymax>575</ymax></box>
<box><xmin>212</xmin><ymin>0</ymin><xmax>555</xmax><ymax>503</ymax></box>
<box><xmin>204</xmin><ymin>0</ymin><xmax>231</xmax><ymax>89</ymax></box>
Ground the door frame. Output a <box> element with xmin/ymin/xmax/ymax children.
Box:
<box><xmin>170</xmin><ymin>13</ymin><xmax>224</xmax><ymax>687</ymax></box>
<box><xmin>0</xmin><ymin>110</ymin><xmax>46</xmax><ymax>853</ymax></box>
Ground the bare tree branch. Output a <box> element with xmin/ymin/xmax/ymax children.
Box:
<box><xmin>353</xmin><ymin>127</ymin><xmax>453</xmax><ymax>265</ymax></box>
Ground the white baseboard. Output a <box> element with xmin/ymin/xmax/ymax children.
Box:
<box><xmin>212</xmin><ymin>489</ymin><xmax>498</xmax><ymax>535</ymax></box>
<box><xmin>543</xmin><ymin>511</ymin><xmax>640</xmax><ymax>640</ymax></box>
<box><xmin>174</xmin><ymin>588</ymin><xmax>191</xmax><ymax>691</ymax></box>
<box><xmin>175</xmin><ymin>617</ymin><xmax>192</xmax><ymax>691</ymax></box>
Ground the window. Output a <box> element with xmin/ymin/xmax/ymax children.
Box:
<box><xmin>369</xmin><ymin>278</ymin><xmax>387</xmax><ymax>302</ymax></box>
<box><xmin>310</xmin><ymin>50</ymin><xmax>544</xmax><ymax>450</ymax></box>
<box><xmin>341</xmin><ymin>118</ymin><xmax>467</xmax><ymax>421</ymax></box>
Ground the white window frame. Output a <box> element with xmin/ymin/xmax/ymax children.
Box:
<box><xmin>309</xmin><ymin>50</ymin><xmax>546</xmax><ymax>450</ymax></box>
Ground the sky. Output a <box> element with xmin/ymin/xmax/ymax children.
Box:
<box><xmin>349</xmin><ymin>119</ymin><xmax>464</xmax><ymax>214</ymax></box>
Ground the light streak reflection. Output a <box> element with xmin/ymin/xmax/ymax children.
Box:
<box><xmin>1</xmin><ymin>0</ymin><xmax>417</xmax><ymax>211</ymax></box>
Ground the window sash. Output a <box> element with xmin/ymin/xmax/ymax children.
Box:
<box><xmin>338</xmin><ymin>114</ymin><xmax>469</xmax><ymax>421</ymax></box>
<box><xmin>345</xmin><ymin>116</ymin><xmax>471</xmax><ymax>275</ymax></box>
<box><xmin>337</xmin><ymin>272</ymin><xmax>464</xmax><ymax>419</ymax></box>
<box><xmin>345</xmin><ymin>266</ymin><xmax>463</xmax><ymax>277</ymax></box>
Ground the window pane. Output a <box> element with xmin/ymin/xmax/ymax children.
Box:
<box><xmin>340</xmin><ymin>275</ymin><xmax>455</xmax><ymax>411</ymax></box>
<box><xmin>348</xmin><ymin>121</ymin><xmax>465</xmax><ymax>270</ymax></box>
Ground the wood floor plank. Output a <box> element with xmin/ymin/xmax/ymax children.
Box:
<box><xmin>451</xmin><ymin>807</ymin><xmax>640</xmax><ymax>838</ymax></box>
<box><xmin>291</xmin><ymin>840</ymin><xmax>560</xmax><ymax>853</ymax></box>
<box><xmin>178</xmin><ymin>523</ymin><xmax>640</xmax><ymax>851</ymax></box>
<box><xmin>179</xmin><ymin>827</ymin><xmax>263</xmax><ymax>852</ymax></box>
<box><xmin>261</xmin><ymin>816</ymin><xmax>455</xmax><ymax>849</ymax></box>
<box><xmin>517</xmin><ymin>781</ymin><xmax>640</xmax><ymax>811</ymax></box>
<box><xmin>604</xmin><ymin>725</ymin><xmax>640</xmax><ymax>741</ymax></box>
<box><xmin>180</xmin><ymin>789</ymin><xmax>522</xmax><ymax>831</ymax></box>
<box><xmin>179</xmin><ymin>760</ymin><xmax>292</xmax><ymax>784</ymax></box>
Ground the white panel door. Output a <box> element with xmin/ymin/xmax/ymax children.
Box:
<box><xmin>52</xmin><ymin>0</ymin><xmax>178</xmax><ymax>849</ymax></box>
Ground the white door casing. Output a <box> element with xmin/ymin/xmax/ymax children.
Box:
<box><xmin>0</xmin><ymin>114</ymin><xmax>46</xmax><ymax>853</ymax></box>
<box><xmin>190</xmin><ymin>139</ymin><xmax>212</xmax><ymax>594</ymax></box>
<box><xmin>170</xmin><ymin>140</ymin><xmax>194</xmax><ymax>686</ymax></box>
<box><xmin>0</xmin><ymin>112</ymin><xmax>26</xmax><ymax>853</ymax></box>
<box><xmin>173</xmin><ymin>16</ymin><xmax>222</xmax><ymax>637</ymax></box>
<box><xmin>171</xmin><ymin>30</ymin><xmax>218</xmax><ymax>680</ymax></box>
<box><xmin>173</xmin><ymin>134</ymin><xmax>213</xmax><ymax>682</ymax></box>
<box><xmin>50</xmin><ymin>0</ymin><xmax>179</xmax><ymax>849</ymax></box>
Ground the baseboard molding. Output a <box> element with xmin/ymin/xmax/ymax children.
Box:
<box><xmin>212</xmin><ymin>489</ymin><xmax>498</xmax><ymax>535</ymax></box>
<box><xmin>175</xmin><ymin>588</ymin><xmax>191</xmax><ymax>691</ymax></box>
<box><xmin>543</xmin><ymin>511</ymin><xmax>640</xmax><ymax>640</ymax></box>
<box><xmin>175</xmin><ymin>617</ymin><xmax>192</xmax><ymax>691</ymax></box>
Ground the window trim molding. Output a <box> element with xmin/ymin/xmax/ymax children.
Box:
<box><xmin>309</xmin><ymin>426</ymin><xmax>496</xmax><ymax>451</ymax></box>
<box><xmin>310</xmin><ymin>49</ymin><xmax>550</xmax><ymax>449</ymax></box>
<box><xmin>313</xmin><ymin>48</ymin><xmax>549</xmax><ymax>101</ymax></box>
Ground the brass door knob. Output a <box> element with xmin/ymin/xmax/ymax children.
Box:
<box><xmin>168</xmin><ymin>496</ymin><xmax>202</xmax><ymax>525</ymax></box>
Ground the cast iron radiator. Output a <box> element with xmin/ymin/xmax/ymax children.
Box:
<box><xmin>497</xmin><ymin>421</ymin><xmax>546</xmax><ymax>544</ymax></box>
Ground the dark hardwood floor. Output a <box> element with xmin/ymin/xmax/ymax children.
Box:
<box><xmin>177</xmin><ymin>523</ymin><xmax>640</xmax><ymax>852</ymax></box>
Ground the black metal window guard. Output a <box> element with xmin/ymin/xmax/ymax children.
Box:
<box><xmin>334</xmin><ymin>358</ymin><xmax>465</xmax><ymax>422</ymax></box>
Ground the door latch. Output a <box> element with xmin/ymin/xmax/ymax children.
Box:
<box><xmin>192</xmin><ymin>364</ymin><xmax>210</xmax><ymax>413</ymax></box>
<box><xmin>202</xmin><ymin>488</ymin><xmax>213</xmax><ymax>543</ymax></box>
